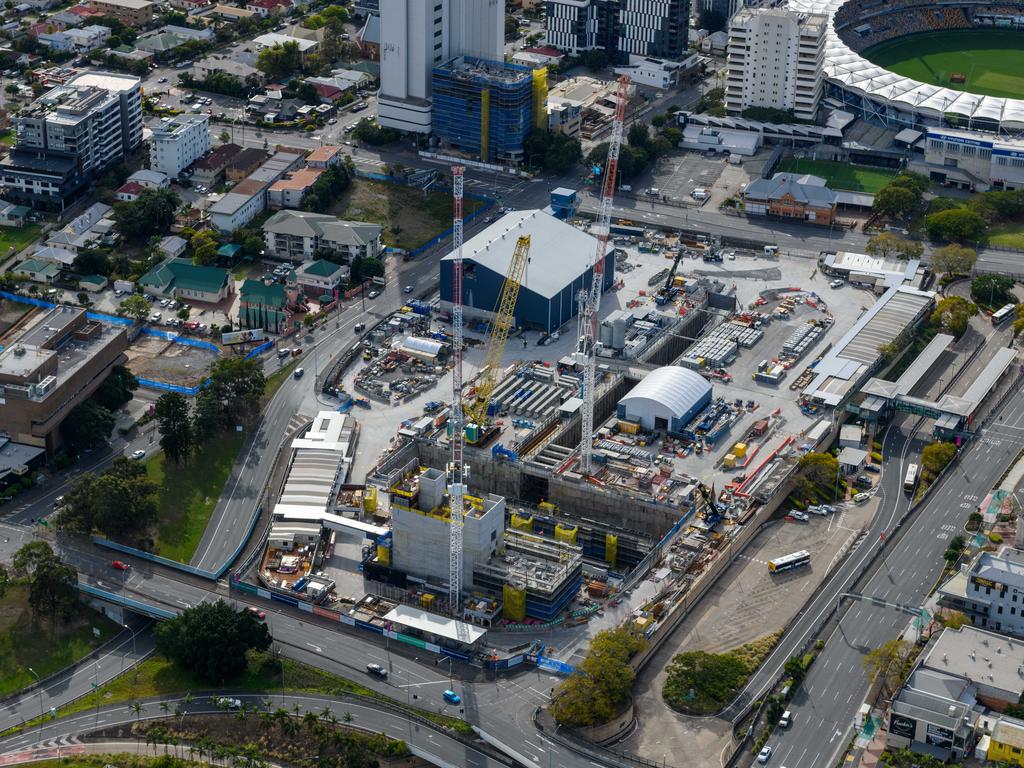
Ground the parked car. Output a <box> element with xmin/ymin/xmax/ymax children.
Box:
<box><xmin>864</xmin><ymin>464</ymin><xmax>880</xmax><ymax>474</ymax></box>
<box><xmin>442</xmin><ymin>690</ymin><xmax>461</xmax><ymax>705</ymax></box>
<box><xmin>277</xmin><ymin>348</ymin><xmax>291</xmax><ymax>358</ymax></box>
<box><xmin>131</xmin><ymin>449</ymin><xmax>146</xmax><ymax>460</ymax></box>
<box><xmin>788</xmin><ymin>511</ymin><xmax>810</xmax><ymax>522</ymax></box>
<box><xmin>830</xmin><ymin>279</ymin><xmax>844</xmax><ymax>288</ymax></box>
<box><xmin>853</xmin><ymin>492</ymin><xmax>870</xmax><ymax>503</ymax></box>
<box><xmin>366</xmin><ymin>663</ymin><xmax>387</xmax><ymax>679</ymax></box>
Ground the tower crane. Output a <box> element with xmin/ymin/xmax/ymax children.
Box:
<box><xmin>448</xmin><ymin>166</ymin><xmax>467</xmax><ymax>613</ymax></box>
<box><xmin>463</xmin><ymin>234</ymin><xmax>531</xmax><ymax>439</ymax></box>
<box><xmin>578</xmin><ymin>75</ymin><xmax>630</xmax><ymax>476</ymax></box>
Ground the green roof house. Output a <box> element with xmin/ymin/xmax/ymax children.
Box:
<box><xmin>294</xmin><ymin>259</ymin><xmax>349</xmax><ymax>296</ymax></box>
<box><xmin>139</xmin><ymin>258</ymin><xmax>233</xmax><ymax>303</ymax></box>
<box><xmin>238</xmin><ymin>278</ymin><xmax>291</xmax><ymax>333</ymax></box>
<box><xmin>79</xmin><ymin>274</ymin><xmax>108</xmax><ymax>292</ymax></box>
<box><xmin>16</xmin><ymin>258</ymin><xmax>60</xmax><ymax>284</ymax></box>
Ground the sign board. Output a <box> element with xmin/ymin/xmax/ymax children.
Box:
<box><xmin>889</xmin><ymin>714</ymin><xmax>916</xmax><ymax>739</ymax></box>
<box><xmin>926</xmin><ymin>723</ymin><xmax>954</xmax><ymax>748</ymax></box>
<box><xmin>221</xmin><ymin>329</ymin><xmax>266</xmax><ymax>345</ymax></box>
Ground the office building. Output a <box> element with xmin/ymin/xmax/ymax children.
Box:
<box><xmin>149</xmin><ymin>114</ymin><xmax>211</xmax><ymax>177</ymax></box>
<box><xmin>431</xmin><ymin>57</ymin><xmax>544</xmax><ymax>165</ymax></box>
<box><xmin>0</xmin><ymin>306</ymin><xmax>128</xmax><ymax>452</ymax></box>
<box><xmin>924</xmin><ymin>128</ymin><xmax>1024</xmax><ymax>192</ymax></box>
<box><xmin>939</xmin><ymin>546</ymin><xmax>1024</xmax><ymax>637</ymax></box>
<box><xmin>379</xmin><ymin>0</ymin><xmax>503</xmax><ymax>133</ymax></box>
<box><xmin>725</xmin><ymin>8</ymin><xmax>826</xmax><ymax>121</ymax></box>
<box><xmin>544</xmin><ymin>0</ymin><xmax>690</xmax><ymax>62</ymax></box>
<box><xmin>0</xmin><ymin>72</ymin><xmax>143</xmax><ymax>210</ymax></box>
<box><xmin>89</xmin><ymin>0</ymin><xmax>154</xmax><ymax>26</ymax></box>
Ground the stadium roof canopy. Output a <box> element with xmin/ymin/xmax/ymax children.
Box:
<box><xmin>788</xmin><ymin>0</ymin><xmax>1024</xmax><ymax>129</ymax></box>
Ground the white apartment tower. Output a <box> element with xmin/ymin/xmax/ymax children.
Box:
<box><xmin>725</xmin><ymin>8</ymin><xmax>826</xmax><ymax>121</ymax></box>
<box><xmin>150</xmin><ymin>114</ymin><xmax>212</xmax><ymax>177</ymax></box>
<box><xmin>379</xmin><ymin>0</ymin><xmax>503</xmax><ymax>133</ymax></box>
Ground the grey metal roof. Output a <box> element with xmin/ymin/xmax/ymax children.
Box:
<box><xmin>620</xmin><ymin>366</ymin><xmax>712</xmax><ymax>419</ymax></box>
<box><xmin>743</xmin><ymin>172</ymin><xmax>838</xmax><ymax>207</ymax></box>
<box><xmin>262</xmin><ymin>210</ymin><xmax>382</xmax><ymax>246</ymax></box>
<box><xmin>959</xmin><ymin>347</ymin><xmax>1017</xmax><ymax>412</ymax></box>
<box><xmin>922</xmin><ymin>626</ymin><xmax>1024</xmax><ymax>700</ymax></box>
<box><xmin>440</xmin><ymin>209</ymin><xmax>600</xmax><ymax>300</ymax></box>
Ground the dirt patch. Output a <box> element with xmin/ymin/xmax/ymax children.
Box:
<box><xmin>0</xmin><ymin>300</ymin><xmax>34</xmax><ymax>341</ymax></box>
<box><xmin>124</xmin><ymin>335</ymin><xmax>219</xmax><ymax>387</ymax></box>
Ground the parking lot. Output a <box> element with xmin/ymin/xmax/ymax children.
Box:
<box><xmin>637</xmin><ymin>152</ymin><xmax>728</xmax><ymax>205</ymax></box>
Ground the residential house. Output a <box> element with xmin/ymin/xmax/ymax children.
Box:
<box><xmin>0</xmin><ymin>201</ymin><xmax>30</xmax><ymax>227</ymax></box>
<box><xmin>225</xmin><ymin>147</ymin><xmax>268</xmax><ymax>181</ymax></box>
<box><xmin>63</xmin><ymin>24</ymin><xmax>111</xmax><ymax>51</ymax></box>
<box><xmin>208</xmin><ymin>178</ymin><xmax>268</xmax><ymax>233</ymax></box>
<box><xmin>157</xmin><ymin>235</ymin><xmax>187</xmax><ymax>258</ymax></box>
<box><xmin>245</xmin><ymin>0</ymin><xmax>291</xmax><ymax>16</ymax></box>
<box><xmin>294</xmin><ymin>259</ymin><xmax>349</xmax><ymax>297</ymax></box>
<box><xmin>30</xmin><ymin>246</ymin><xmax>77</xmax><ymax>268</ymax></box>
<box><xmin>237</xmin><ymin>277</ymin><xmax>293</xmax><ymax>333</ymax></box>
<box><xmin>139</xmin><ymin>257</ymin><xmax>232</xmax><ymax>302</ymax></box>
<box><xmin>127</xmin><ymin>169</ymin><xmax>170</xmax><ymax>189</ymax></box>
<box><xmin>108</xmin><ymin>45</ymin><xmax>155</xmax><ymax>64</ymax></box>
<box><xmin>192</xmin><ymin>142</ymin><xmax>242</xmax><ymax>186</ymax></box>
<box><xmin>37</xmin><ymin>31</ymin><xmax>74</xmax><ymax>51</ymax></box>
<box><xmin>115</xmin><ymin>181</ymin><xmax>144</xmax><ymax>201</ymax></box>
<box><xmin>207</xmin><ymin>4</ymin><xmax>257</xmax><ymax>21</ymax></box>
<box><xmin>46</xmin><ymin>202</ymin><xmax>114</xmax><ymax>254</ymax></box>
<box><xmin>306</xmin><ymin>69</ymin><xmax>371</xmax><ymax>102</ymax></box>
<box><xmin>262</xmin><ymin>209</ymin><xmax>382</xmax><ymax>261</ymax></box>
<box><xmin>169</xmin><ymin>0</ymin><xmax>211</xmax><ymax>12</ymax></box>
<box><xmin>193</xmin><ymin>55</ymin><xmax>264</xmax><ymax>85</ymax></box>
<box><xmin>136</xmin><ymin>23</ymin><xmax>214</xmax><ymax>57</ymax></box>
<box><xmin>16</xmin><ymin>257</ymin><xmax>60</xmax><ymax>283</ymax></box>
<box><xmin>267</xmin><ymin>167</ymin><xmax>323</xmax><ymax>209</ymax></box>
<box><xmin>89</xmin><ymin>0</ymin><xmax>153</xmax><ymax>26</ymax></box>
<box><xmin>251</xmin><ymin>32</ymin><xmax>318</xmax><ymax>56</ymax></box>
<box><xmin>742</xmin><ymin>172</ymin><xmax>838</xmax><ymax>226</ymax></box>
<box><xmin>79</xmin><ymin>274</ymin><xmax>107</xmax><ymax>292</ymax></box>
<box><xmin>305</xmin><ymin>145</ymin><xmax>343</xmax><ymax>169</ymax></box>
<box><xmin>938</xmin><ymin>545</ymin><xmax>1024</xmax><ymax>638</ymax></box>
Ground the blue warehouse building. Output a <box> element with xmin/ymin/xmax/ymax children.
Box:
<box><xmin>431</xmin><ymin>56</ymin><xmax>547</xmax><ymax>165</ymax></box>
<box><xmin>439</xmin><ymin>209</ymin><xmax>614</xmax><ymax>334</ymax></box>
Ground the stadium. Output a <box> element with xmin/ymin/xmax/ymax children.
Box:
<box><xmin>788</xmin><ymin>0</ymin><xmax>1024</xmax><ymax>130</ymax></box>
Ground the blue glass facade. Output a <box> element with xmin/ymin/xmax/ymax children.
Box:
<box><xmin>431</xmin><ymin>56</ymin><xmax>535</xmax><ymax>164</ymax></box>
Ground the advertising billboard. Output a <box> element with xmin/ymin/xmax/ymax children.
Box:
<box><xmin>222</xmin><ymin>329</ymin><xmax>266</xmax><ymax>345</ymax></box>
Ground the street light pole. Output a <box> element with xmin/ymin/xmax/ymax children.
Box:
<box><xmin>27</xmin><ymin>667</ymin><xmax>43</xmax><ymax>729</ymax></box>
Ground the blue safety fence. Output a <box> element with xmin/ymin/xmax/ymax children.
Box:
<box><xmin>245</xmin><ymin>340</ymin><xmax>274</xmax><ymax>359</ymax></box>
<box><xmin>0</xmin><ymin>290</ymin><xmax>55</xmax><ymax>309</ymax></box>
<box><xmin>87</xmin><ymin>310</ymin><xmax>133</xmax><ymax>326</ymax></box>
<box><xmin>135</xmin><ymin>378</ymin><xmax>207</xmax><ymax>395</ymax></box>
<box><xmin>536</xmin><ymin>655</ymin><xmax>576</xmax><ymax>676</ymax></box>
<box><xmin>78</xmin><ymin>583</ymin><xmax>176</xmax><ymax>619</ymax></box>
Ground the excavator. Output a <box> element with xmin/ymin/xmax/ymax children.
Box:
<box><xmin>696</xmin><ymin>481</ymin><xmax>724</xmax><ymax>528</ymax></box>
<box><xmin>655</xmin><ymin>249</ymin><xmax>686</xmax><ymax>306</ymax></box>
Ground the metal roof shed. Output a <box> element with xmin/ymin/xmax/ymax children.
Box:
<box><xmin>383</xmin><ymin>604</ymin><xmax>487</xmax><ymax>645</ymax></box>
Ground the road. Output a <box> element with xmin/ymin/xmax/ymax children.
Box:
<box><xmin>758</xmin><ymin>326</ymin><xmax>1020</xmax><ymax>767</ymax></box>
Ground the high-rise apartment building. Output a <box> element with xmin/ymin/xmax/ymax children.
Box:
<box><xmin>150</xmin><ymin>114</ymin><xmax>211</xmax><ymax>177</ymax></box>
<box><xmin>0</xmin><ymin>71</ymin><xmax>143</xmax><ymax>209</ymax></box>
<box><xmin>544</xmin><ymin>0</ymin><xmax>690</xmax><ymax>62</ymax></box>
<box><xmin>725</xmin><ymin>8</ymin><xmax>825</xmax><ymax>121</ymax></box>
<box><xmin>379</xmin><ymin>0</ymin><xmax>503</xmax><ymax>133</ymax></box>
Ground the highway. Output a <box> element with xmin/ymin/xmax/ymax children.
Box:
<box><xmin>758</xmin><ymin>326</ymin><xmax>1020</xmax><ymax>767</ymax></box>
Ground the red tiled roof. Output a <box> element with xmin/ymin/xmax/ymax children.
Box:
<box><xmin>117</xmin><ymin>181</ymin><xmax>144</xmax><ymax>195</ymax></box>
<box><xmin>525</xmin><ymin>46</ymin><xmax>564</xmax><ymax>58</ymax></box>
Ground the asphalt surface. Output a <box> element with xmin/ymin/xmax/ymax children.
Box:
<box><xmin>753</xmin><ymin>326</ymin><xmax>1020</xmax><ymax>767</ymax></box>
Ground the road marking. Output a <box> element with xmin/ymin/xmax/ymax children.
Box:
<box><xmin>306</xmin><ymin>643</ymin><xmax>322</xmax><ymax>653</ymax></box>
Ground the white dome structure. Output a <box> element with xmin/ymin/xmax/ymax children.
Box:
<box><xmin>618</xmin><ymin>367</ymin><xmax>713</xmax><ymax>432</ymax></box>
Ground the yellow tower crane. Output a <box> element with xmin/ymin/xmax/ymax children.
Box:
<box><xmin>464</xmin><ymin>234</ymin><xmax>531</xmax><ymax>442</ymax></box>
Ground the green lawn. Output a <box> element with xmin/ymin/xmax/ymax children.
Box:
<box><xmin>775</xmin><ymin>158</ymin><xmax>897</xmax><ymax>194</ymax></box>
<box><xmin>0</xmin><ymin>585</ymin><xmax>118</xmax><ymax>697</ymax></box>
<box><xmin>330</xmin><ymin>179</ymin><xmax>485</xmax><ymax>251</ymax></box>
<box><xmin>0</xmin><ymin>130</ymin><xmax>15</xmax><ymax>147</ymax></box>
<box><xmin>987</xmin><ymin>222</ymin><xmax>1024</xmax><ymax>249</ymax></box>
<box><xmin>145</xmin><ymin>432</ymin><xmax>246</xmax><ymax>563</ymax></box>
<box><xmin>0</xmin><ymin>225</ymin><xmax>42</xmax><ymax>259</ymax></box>
<box><xmin>863</xmin><ymin>30</ymin><xmax>1024</xmax><ymax>99</ymax></box>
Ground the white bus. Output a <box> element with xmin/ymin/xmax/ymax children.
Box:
<box><xmin>903</xmin><ymin>462</ymin><xmax>919</xmax><ymax>493</ymax></box>
<box><xmin>992</xmin><ymin>304</ymin><xmax>1016</xmax><ymax>325</ymax></box>
<box><xmin>768</xmin><ymin>550</ymin><xmax>811</xmax><ymax>574</ymax></box>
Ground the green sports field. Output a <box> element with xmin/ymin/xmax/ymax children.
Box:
<box><xmin>863</xmin><ymin>30</ymin><xmax>1024</xmax><ymax>99</ymax></box>
<box><xmin>774</xmin><ymin>158</ymin><xmax>897</xmax><ymax>193</ymax></box>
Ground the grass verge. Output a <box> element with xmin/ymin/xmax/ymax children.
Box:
<box><xmin>0</xmin><ymin>225</ymin><xmax>42</xmax><ymax>258</ymax></box>
<box><xmin>774</xmin><ymin>158</ymin><xmax>896</xmax><ymax>194</ymax></box>
<box><xmin>263</xmin><ymin>358</ymin><xmax>299</xmax><ymax>402</ymax></box>
<box><xmin>987</xmin><ymin>222</ymin><xmax>1024</xmax><ymax>249</ymax></box>
<box><xmin>145</xmin><ymin>432</ymin><xmax>246</xmax><ymax>562</ymax></box>
<box><xmin>329</xmin><ymin>178</ymin><xmax>485</xmax><ymax>251</ymax></box>
<box><xmin>663</xmin><ymin>631</ymin><xmax>783</xmax><ymax>715</ymax></box>
<box><xmin>0</xmin><ymin>585</ymin><xmax>118</xmax><ymax>697</ymax></box>
<box><xmin>10</xmin><ymin>652</ymin><xmax>473</xmax><ymax>738</ymax></box>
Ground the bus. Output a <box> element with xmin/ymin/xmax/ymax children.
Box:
<box><xmin>992</xmin><ymin>304</ymin><xmax>1016</xmax><ymax>325</ymax></box>
<box><xmin>903</xmin><ymin>462</ymin><xmax>919</xmax><ymax>493</ymax></box>
<box><xmin>767</xmin><ymin>550</ymin><xmax>811</xmax><ymax>574</ymax></box>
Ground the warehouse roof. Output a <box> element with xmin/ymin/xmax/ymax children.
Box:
<box><xmin>921</xmin><ymin>625</ymin><xmax>1024</xmax><ymax>701</ymax></box>
<box><xmin>440</xmin><ymin>209</ymin><xmax>600</xmax><ymax>300</ymax></box>
<box><xmin>620</xmin><ymin>366</ymin><xmax>712</xmax><ymax>419</ymax></box>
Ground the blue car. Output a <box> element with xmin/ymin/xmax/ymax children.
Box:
<box><xmin>442</xmin><ymin>690</ymin><xmax>461</xmax><ymax>705</ymax></box>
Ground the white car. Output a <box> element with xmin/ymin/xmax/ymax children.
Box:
<box><xmin>788</xmin><ymin>511</ymin><xmax>809</xmax><ymax>522</ymax></box>
<box><xmin>757</xmin><ymin>745</ymin><xmax>773</xmax><ymax>764</ymax></box>
<box><xmin>830</xmin><ymin>279</ymin><xmax>844</xmax><ymax>288</ymax></box>
<box><xmin>131</xmin><ymin>449</ymin><xmax>147</xmax><ymax>460</ymax></box>
<box><xmin>215</xmin><ymin>697</ymin><xmax>242</xmax><ymax>709</ymax></box>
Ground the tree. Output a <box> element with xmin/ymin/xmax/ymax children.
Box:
<box><xmin>551</xmin><ymin>628</ymin><xmax>644</xmax><ymax>726</ymax></box>
<box><xmin>57</xmin><ymin>473</ymin><xmax>98</xmax><ymax>534</ymax></box>
<box><xmin>783</xmin><ymin>655</ymin><xmax>806</xmax><ymax>685</ymax></box>
<box><xmin>930</xmin><ymin>296</ymin><xmax>978</xmax><ymax>337</ymax></box>
<box><xmin>971</xmin><ymin>274</ymin><xmax>1015</xmax><ymax>307</ymax></box>
<box><xmin>797</xmin><ymin>452</ymin><xmax>839</xmax><ymax>487</ymax></box>
<box><xmin>865</xmin><ymin>232</ymin><xmax>923</xmax><ymax>260</ymax></box>
<box><xmin>73</xmin><ymin>248</ymin><xmax>111</xmax><ymax>276</ymax></box>
<box><xmin>190</xmin><ymin>229</ymin><xmax>219</xmax><ymax>266</ymax></box>
<box><xmin>155</xmin><ymin>601</ymin><xmax>272</xmax><ymax>683</ymax></box>
<box><xmin>12</xmin><ymin>542</ymin><xmax>77</xmax><ymax>629</ymax></box>
<box><xmin>930</xmin><ymin>243</ymin><xmax>977</xmax><ymax>275</ymax></box>
<box><xmin>156</xmin><ymin>392</ymin><xmax>193</xmax><ymax>464</ymax></box>
<box><xmin>256</xmin><ymin>41</ymin><xmax>302</xmax><ymax>80</ymax></box>
<box><xmin>12</xmin><ymin>541</ymin><xmax>59</xmax><ymax>578</ymax></box>
<box><xmin>921</xmin><ymin>441</ymin><xmax>957</xmax><ymax>477</ymax></box>
<box><xmin>94</xmin><ymin>365</ymin><xmax>138</xmax><ymax>410</ymax></box>
<box><xmin>925</xmin><ymin>207</ymin><xmax>987</xmax><ymax>243</ymax></box>
<box><xmin>115</xmin><ymin>189</ymin><xmax>181</xmax><ymax>243</ymax></box>
<box><xmin>861</xmin><ymin>638</ymin><xmax>915</xmax><ymax>698</ymax></box>
<box><xmin>91</xmin><ymin>458</ymin><xmax>158</xmax><ymax>539</ymax></box>
<box><xmin>351</xmin><ymin>256</ymin><xmax>384</xmax><ymax>283</ymax></box>
<box><xmin>60</xmin><ymin>400</ymin><xmax>115</xmax><ymax>453</ymax></box>
<box><xmin>219</xmin><ymin>130</ymin><xmax>230</xmax><ymax>143</ymax></box>
<box><xmin>351</xmin><ymin>121</ymin><xmax>400</xmax><ymax>146</ymax></box>
<box><xmin>888</xmin><ymin>171</ymin><xmax>930</xmax><ymax>197</ymax></box>
<box><xmin>177</xmin><ymin>307</ymin><xmax>190</xmax><ymax>321</ymax></box>
<box><xmin>504</xmin><ymin>14</ymin><xmax>519</xmax><ymax>40</ymax></box>
<box><xmin>940</xmin><ymin>611</ymin><xmax>969</xmax><ymax>630</ymax></box>
<box><xmin>120</xmin><ymin>294</ymin><xmax>151</xmax><ymax>322</ymax></box>
<box><xmin>872</xmin><ymin>185</ymin><xmax>921</xmax><ymax>220</ymax></box>
<box><xmin>302</xmin><ymin>313</ymin><xmax>315</xmax><ymax>329</ymax></box>
<box><xmin>196</xmin><ymin>357</ymin><xmax>266</xmax><ymax>434</ymax></box>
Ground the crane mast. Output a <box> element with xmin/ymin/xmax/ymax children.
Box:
<box><xmin>448</xmin><ymin>166</ymin><xmax>466</xmax><ymax>613</ymax></box>
<box><xmin>579</xmin><ymin>75</ymin><xmax>630</xmax><ymax>476</ymax></box>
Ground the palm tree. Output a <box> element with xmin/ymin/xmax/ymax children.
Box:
<box><xmin>318</xmin><ymin>705</ymin><xmax>332</xmax><ymax>722</ymax></box>
<box><xmin>291</xmin><ymin>702</ymin><xmax>301</xmax><ymax>716</ymax></box>
<box><xmin>341</xmin><ymin>711</ymin><xmax>353</xmax><ymax>724</ymax></box>
<box><xmin>302</xmin><ymin>710</ymin><xmax>318</xmax><ymax>733</ymax></box>
<box><xmin>159</xmin><ymin>701</ymin><xmax>171</xmax><ymax>717</ymax></box>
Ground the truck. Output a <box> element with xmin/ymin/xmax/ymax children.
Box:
<box><xmin>354</xmin><ymin>396</ymin><xmax>371</xmax><ymax>409</ymax></box>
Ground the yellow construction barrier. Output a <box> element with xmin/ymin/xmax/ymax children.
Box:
<box><xmin>363</xmin><ymin>486</ymin><xmax>377</xmax><ymax>514</ymax></box>
<box><xmin>555</xmin><ymin>524</ymin><xmax>578</xmax><ymax>545</ymax></box>
<box><xmin>605</xmin><ymin>533</ymin><xmax>618</xmax><ymax>568</ymax></box>
<box><xmin>511</xmin><ymin>513</ymin><xmax>534</xmax><ymax>532</ymax></box>
<box><xmin>503</xmin><ymin>584</ymin><xmax>526</xmax><ymax>622</ymax></box>
<box><xmin>531</xmin><ymin>67</ymin><xmax>548</xmax><ymax>130</ymax></box>
<box><xmin>376</xmin><ymin>543</ymin><xmax>390</xmax><ymax>566</ymax></box>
